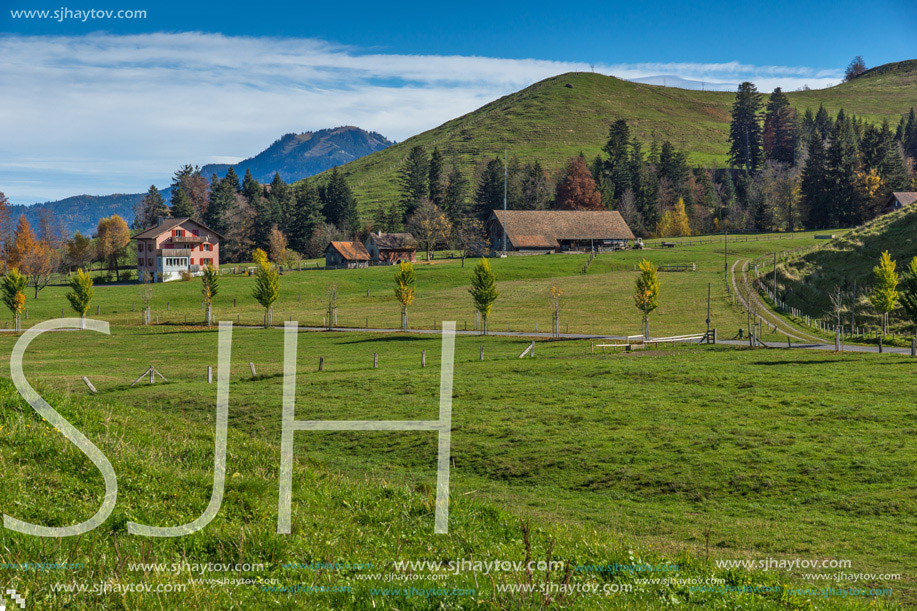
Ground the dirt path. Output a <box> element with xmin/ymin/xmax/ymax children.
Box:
<box><xmin>729</xmin><ymin>258</ymin><xmax>823</xmax><ymax>344</ymax></box>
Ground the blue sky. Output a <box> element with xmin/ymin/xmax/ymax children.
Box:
<box><xmin>2</xmin><ymin>0</ymin><xmax>915</xmax><ymax>205</ymax></box>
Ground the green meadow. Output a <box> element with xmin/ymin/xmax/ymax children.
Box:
<box><xmin>0</xmin><ymin>227</ymin><xmax>913</xmax><ymax>609</ymax></box>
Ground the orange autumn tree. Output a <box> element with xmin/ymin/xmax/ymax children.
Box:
<box><xmin>6</xmin><ymin>216</ymin><xmax>59</xmax><ymax>298</ymax></box>
<box><xmin>554</xmin><ymin>156</ymin><xmax>604</xmax><ymax>210</ymax></box>
<box><xmin>96</xmin><ymin>215</ymin><xmax>131</xmax><ymax>281</ymax></box>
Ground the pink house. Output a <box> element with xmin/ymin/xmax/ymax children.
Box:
<box><xmin>131</xmin><ymin>217</ymin><xmax>223</xmax><ymax>282</ymax></box>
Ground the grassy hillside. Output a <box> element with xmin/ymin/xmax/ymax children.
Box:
<box><xmin>775</xmin><ymin>205</ymin><xmax>917</xmax><ymax>331</ymax></box>
<box><xmin>306</xmin><ymin>60</ymin><xmax>917</xmax><ymax>217</ymax></box>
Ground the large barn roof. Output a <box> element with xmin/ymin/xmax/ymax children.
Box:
<box><xmin>489</xmin><ymin>210</ymin><xmax>635</xmax><ymax>249</ymax></box>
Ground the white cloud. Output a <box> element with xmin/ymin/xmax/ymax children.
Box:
<box><xmin>0</xmin><ymin>32</ymin><xmax>842</xmax><ymax>204</ymax></box>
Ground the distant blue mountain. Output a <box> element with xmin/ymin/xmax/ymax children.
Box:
<box><xmin>200</xmin><ymin>125</ymin><xmax>393</xmax><ymax>184</ymax></box>
<box><xmin>20</xmin><ymin>126</ymin><xmax>392</xmax><ymax>235</ymax></box>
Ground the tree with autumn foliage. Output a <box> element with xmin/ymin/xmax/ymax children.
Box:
<box><xmin>1</xmin><ymin>268</ymin><xmax>27</xmax><ymax>332</ymax></box>
<box><xmin>554</xmin><ymin>156</ymin><xmax>604</xmax><ymax>210</ymax></box>
<box><xmin>656</xmin><ymin>198</ymin><xmax>691</xmax><ymax>237</ymax></box>
<box><xmin>6</xmin><ymin>216</ymin><xmax>59</xmax><ymax>298</ymax></box>
<box><xmin>95</xmin><ymin>215</ymin><xmax>131</xmax><ymax>281</ymax></box>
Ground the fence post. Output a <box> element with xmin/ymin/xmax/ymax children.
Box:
<box><xmin>319</xmin><ymin>356</ymin><xmax>324</xmax><ymax>371</ymax></box>
<box><xmin>421</xmin><ymin>350</ymin><xmax>426</xmax><ymax>368</ymax></box>
<box><xmin>373</xmin><ymin>353</ymin><xmax>378</xmax><ymax>368</ymax></box>
<box><xmin>479</xmin><ymin>345</ymin><xmax>484</xmax><ymax>361</ymax></box>
<box><xmin>207</xmin><ymin>366</ymin><xmax>213</xmax><ymax>384</ymax></box>
<box><xmin>249</xmin><ymin>362</ymin><xmax>257</xmax><ymax>377</ymax></box>
<box><xmin>912</xmin><ymin>337</ymin><xmax>916</xmax><ymax>357</ymax></box>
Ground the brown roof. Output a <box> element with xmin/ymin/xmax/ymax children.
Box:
<box><xmin>489</xmin><ymin>210</ymin><xmax>635</xmax><ymax>248</ymax></box>
<box><xmin>368</xmin><ymin>232</ymin><xmax>416</xmax><ymax>250</ymax></box>
<box><xmin>326</xmin><ymin>241</ymin><xmax>371</xmax><ymax>261</ymax></box>
<box><xmin>890</xmin><ymin>192</ymin><xmax>917</xmax><ymax>207</ymax></box>
<box><xmin>131</xmin><ymin>217</ymin><xmax>225</xmax><ymax>240</ymax></box>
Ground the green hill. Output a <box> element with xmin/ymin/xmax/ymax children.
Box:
<box><xmin>308</xmin><ymin>60</ymin><xmax>917</xmax><ymax>216</ymax></box>
<box><xmin>776</xmin><ymin>204</ymin><xmax>917</xmax><ymax>330</ymax></box>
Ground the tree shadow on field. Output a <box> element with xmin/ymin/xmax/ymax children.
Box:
<box><xmin>338</xmin><ymin>335</ymin><xmax>438</xmax><ymax>345</ymax></box>
<box><xmin>750</xmin><ymin>359</ymin><xmax>848</xmax><ymax>366</ymax></box>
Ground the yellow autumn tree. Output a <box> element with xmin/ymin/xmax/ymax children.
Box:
<box><xmin>656</xmin><ymin>198</ymin><xmax>691</xmax><ymax>237</ymax></box>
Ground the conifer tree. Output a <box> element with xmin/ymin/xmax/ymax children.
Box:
<box><xmin>171</xmin><ymin>188</ymin><xmax>194</xmax><ymax>218</ymax></box>
<box><xmin>728</xmin><ymin>82</ymin><xmax>764</xmax><ymax>172</ymax></box>
<box><xmin>443</xmin><ymin>163</ymin><xmax>469</xmax><ymax>219</ymax></box>
<box><xmin>66</xmin><ymin>268</ymin><xmax>94</xmax><ymax>329</ymax></box>
<box><xmin>428</xmin><ymin>147</ymin><xmax>444</xmax><ymax>207</ymax></box>
<box><xmin>135</xmin><ymin>185</ymin><xmax>169</xmax><ymax>229</ymax></box>
<box><xmin>252</xmin><ymin>258</ymin><xmax>279</xmax><ymax>328</ymax></box>
<box><xmin>473</xmin><ymin>158</ymin><xmax>504</xmax><ymax>220</ymax></box>
<box><xmin>399</xmin><ymin>145</ymin><xmax>429</xmax><ymax>218</ymax></box>
<box><xmin>469</xmin><ymin>258</ymin><xmax>498</xmax><ymax>335</ymax></box>
<box><xmin>201</xmin><ymin>264</ymin><xmax>219</xmax><ymax>326</ymax></box>
<box><xmin>870</xmin><ymin>250</ymin><xmax>899</xmax><ymax>335</ymax></box>
<box><xmin>321</xmin><ymin>167</ymin><xmax>359</xmax><ymax>235</ymax></box>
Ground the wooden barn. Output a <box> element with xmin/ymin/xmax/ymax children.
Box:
<box><xmin>364</xmin><ymin>232</ymin><xmax>417</xmax><ymax>264</ymax></box>
<box><xmin>486</xmin><ymin>210</ymin><xmax>636</xmax><ymax>253</ymax></box>
<box><xmin>325</xmin><ymin>241</ymin><xmax>371</xmax><ymax>269</ymax></box>
<box><xmin>883</xmin><ymin>192</ymin><xmax>917</xmax><ymax>214</ymax></box>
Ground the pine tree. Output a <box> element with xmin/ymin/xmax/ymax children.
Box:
<box><xmin>870</xmin><ymin>250</ymin><xmax>899</xmax><ymax>335</ymax></box>
<box><xmin>135</xmin><ymin>185</ymin><xmax>168</xmax><ymax>229</ymax></box>
<box><xmin>66</xmin><ymin>268</ymin><xmax>94</xmax><ymax>329</ymax></box>
<box><xmin>814</xmin><ymin>105</ymin><xmax>832</xmax><ymax>141</ymax></box>
<box><xmin>729</xmin><ymin>82</ymin><xmax>764</xmax><ymax>172</ymax></box>
<box><xmin>171</xmin><ymin>188</ymin><xmax>194</xmax><ymax>218</ymax></box>
<box><xmin>825</xmin><ymin>115</ymin><xmax>863</xmax><ymax>225</ymax></box>
<box><xmin>763</xmin><ymin>88</ymin><xmax>797</xmax><ymax>165</ymax></box>
<box><xmin>399</xmin><ymin>145</ymin><xmax>429</xmax><ymax>218</ymax></box>
<box><xmin>205</xmin><ymin>173</ymin><xmax>235</xmax><ymax>234</ymax></box>
<box><xmin>469</xmin><ymin>258</ymin><xmax>498</xmax><ymax>335</ymax></box>
<box><xmin>224</xmin><ymin>166</ymin><xmax>241</xmax><ymax>192</ymax></box>
<box><xmin>602</xmin><ymin>119</ymin><xmax>632</xmax><ymax>202</ymax></box>
<box><xmin>634</xmin><ymin>259</ymin><xmax>660</xmax><ymax>338</ymax></box>
<box><xmin>443</xmin><ymin>163</ymin><xmax>469</xmax><ymax>219</ymax></box>
<box><xmin>321</xmin><ymin>167</ymin><xmax>359</xmax><ymax>235</ymax></box>
<box><xmin>473</xmin><ymin>158</ymin><xmax>504</xmax><ymax>220</ymax></box>
<box><xmin>903</xmin><ymin>108</ymin><xmax>917</xmax><ymax>160</ymax></box>
<box><xmin>428</xmin><ymin>147</ymin><xmax>444</xmax><ymax>207</ymax></box>
<box><xmin>801</xmin><ymin>134</ymin><xmax>830</xmax><ymax>228</ymax></box>
<box><xmin>252</xmin><ymin>258</ymin><xmax>279</xmax><ymax>328</ymax></box>
<box><xmin>287</xmin><ymin>181</ymin><xmax>324</xmax><ymax>254</ymax></box>
<box><xmin>242</xmin><ymin>168</ymin><xmax>262</xmax><ymax>201</ymax></box>
<box><xmin>658</xmin><ymin>141</ymin><xmax>689</xmax><ymax>186</ymax></box>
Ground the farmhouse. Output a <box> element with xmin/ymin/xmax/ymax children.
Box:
<box><xmin>325</xmin><ymin>241</ymin><xmax>371</xmax><ymax>269</ymax></box>
<box><xmin>364</xmin><ymin>232</ymin><xmax>417</xmax><ymax>264</ymax></box>
<box><xmin>486</xmin><ymin>210</ymin><xmax>636</xmax><ymax>253</ymax></box>
<box><xmin>882</xmin><ymin>192</ymin><xmax>917</xmax><ymax>214</ymax></box>
<box><xmin>132</xmin><ymin>217</ymin><xmax>222</xmax><ymax>282</ymax></box>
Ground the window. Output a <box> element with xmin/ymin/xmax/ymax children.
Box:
<box><xmin>202</xmin><ymin>244</ymin><xmax>212</xmax><ymax>251</ymax></box>
<box><xmin>147</xmin><ymin>258</ymin><xmax>153</xmax><ymax>267</ymax></box>
<box><xmin>138</xmin><ymin>243</ymin><xmax>144</xmax><ymax>252</ymax></box>
<box><xmin>174</xmin><ymin>229</ymin><xmax>185</xmax><ymax>237</ymax></box>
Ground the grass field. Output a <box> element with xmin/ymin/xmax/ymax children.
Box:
<box><xmin>2</xmin><ymin>228</ymin><xmax>912</xmax><ymax>609</ymax></box>
<box><xmin>9</xmin><ymin>230</ymin><xmax>839</xmax><ymax>342</ymax></box>
<box><xmin>0</xmin><ymin>327</ymin><xmax>910</xmax><ymax>609</ymax></box>
<box><xmin>298</xmin><ymin>61</ymin><xmax>917</xmax><ymax>216</ymax></box>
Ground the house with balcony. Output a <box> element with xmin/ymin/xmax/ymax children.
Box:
<box><xmin>132</xmin><ymin>217</ymin><xmax>223</xmax><ymax>282</ymax></box>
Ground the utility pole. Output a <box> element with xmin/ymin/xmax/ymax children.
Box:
<box><xmin>706</xmin><ymin>282</ymin><xmax>711</xmax><ymax>336</ymax></box>
<box><xmin>502</xmin><ymin>148</ymin><xmax>508</xmax><ymax>254</ymax></box>
<box><xmin>724</xmin><ymin>229</ymin><xmax>728</xmax><ymax>276</ymax></box>
<box><xmin>773</xmin><ymin>251</ymin><xmax>777</xmax><ymax>300</ymax></box>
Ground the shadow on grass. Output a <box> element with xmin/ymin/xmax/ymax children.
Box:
<box><xmin>338</xmin><ymin>335</ymin><xmax>439</xmax><ymax>345</ymax></box>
